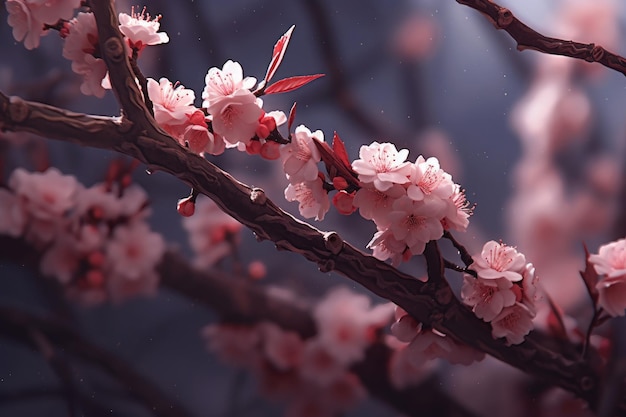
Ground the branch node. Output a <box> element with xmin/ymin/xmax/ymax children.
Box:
<box><xmin>323</xmin><ymin>231</ymin><xmax>343</xmax><ymax>255</ymax></box>
<box><xmin>104</xmin><ymin>37</ymin><xmax>125</xmax><ymax>63</ymax></box>
<box><xmin>318</xmin><ymin>259</ymin><xmax>335</xmax><ymax>273</ymax></box>
<box><xmin>580</xmin><ymin>376</ymin><xmax>595</xmax><ymax>392</ymax></box>
<box><xmin>591</xmin><ymin>45</ymin><xmax>605</xmax><ymax>63</ymax></box>
<box><xmin>435</xmin><ymin>286</ymin><xmax>453</xmax><ymax>306</ymax></box>
<box><xmin>496</xmin><ymin>8</ymin><xmax>513</xmax><ymax>28</ymax></box>
<box><xmin>250</xmin><ymin>188</ymin><xmax>267</xmax><ymax>205</ymax></box>
<box><xmin>9</xmin><ymin>96</ymin><xmax>30</xmax><ymax>123</ymax></box>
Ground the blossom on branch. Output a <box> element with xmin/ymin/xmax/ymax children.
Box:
<box><xmin>281</xmin><ymin>124</ymin><xmax>323</xmax><ymax>184</ymax></box>
<box><xmin>351</xmin><ymin>141</ymin><xmax>411</xmax><ymax>192</ymax></box>
<box><xmin>284</xmin><ymin>178</ymin><xmax>330</xmax><ymax>221</ymax></box>
<box><xmin>118</xmin><ymin>7</ymin><xmax>169</xmax><ymax>54</ymax></box>
<box><xmin>590</xmin><ymin>238</ymin><xmax>626</xmax><ymax>316</ymax></box>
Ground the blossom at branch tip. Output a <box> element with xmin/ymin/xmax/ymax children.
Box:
<box><xmin>118</xmin><ymin>7</ymin><xmax>169</xmax><ymax>54</ymax></box>
<box><xmin>284</xmin><ymin>178</ymin><xmax>330</xmax><ymax>221</ymax></box>
<box><xmin>281</xmin><ymin>124</ymin><xmax>323</xmax><ymax>184</ymax></box>
<box><xmin>351</xmin><ymin>142</ymin><xmax>412</xmax><ymax>191</ymax></box>
<box><xmin>62</xmin><ymin>12</ymin><xmax>107</xmax><ymax>97</ymax></box>
<box><xmin>470</xmin><ymin>240</ymin><xmax>527</xmax><ymax>282</ymax></box>
<box><xmin>590</xmin><ymin>238</ymin><xmax>626</xmax><ymax>316</ymax></box>
<box><xmin>6</xmin><ymin>0</ymin><xmax>81</xmax><ymax>49</ymax></box>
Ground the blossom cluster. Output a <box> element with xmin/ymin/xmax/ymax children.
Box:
<box><xmin>589</xmin><ymin>238</ymin><xmax>626</xmax><ymax>317</ymax></box>
<box><xmin>203</xmin><ymin>287</ymin><xmax>394</xmax><ymax>417</ymax></box>
<box><xmin>388</xmin><ymin>305</ymin><xmax>484</xmax><ymax>388</ymax></box>
<box><xmin>461</xmin><ymin>241</ymin><xmax>539</xmax><ymax>345</ymax></box>
<box><xmin>0</xmin><ymin>167</ymin><xmax>165</xmax><ymax>304</ymax></box>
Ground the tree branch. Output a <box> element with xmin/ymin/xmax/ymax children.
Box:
<box><xmin>456</xmin><ymin>0</ymin><xmax>626</xmax><ymax>77</ymax></box>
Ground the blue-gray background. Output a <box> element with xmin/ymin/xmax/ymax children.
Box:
<box><xmin>1</xmin><ymin>0</ymin><xmax>626</xmax><ymax>416</ymax></box>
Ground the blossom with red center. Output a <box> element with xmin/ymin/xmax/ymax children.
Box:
<box><xmin>386</xmin><ymin>196</ymin><xmax>446</xmax><ymax>255</ymax></box>
<box><xmin>259</xmin><ymin>322</ymin><xmax>304</xmax><ymax>371</ymax></box>
<box><xmin>461</xmin><ymin>276</ymin><xmax>517</xmax><ymax>322</ymax></box>
<box><xmin>470</xmin><ymin>240</ymin><xmax>527</xmax><ymax>282</ymax></box>
<box><xmin>284</xmin><ymin>178</ymin><xmax>330</xmax><ymax>221</ymax></box>
<box><xmin>441</xmin><ymin>184</ymin><xmax>472</xmax><ymax>232</ymax></box>
<box><xmin>351</xmin><ymin>141</ymin><xmax>412</xmax><ymax>191</ymax></box>
<box><xmin>366</xmin><ymin>227</ymin><xmax>408</xmax><ymax>266</ymax></box>
<box><xmin>406</xmin><ymin>155</ymin><xmax>454</xmax><ymax>202</ymax></box>
<box><xmin>352</xmin><ymin>183</ymin><xmax>405</xmax><ymax>228</ymax></box>
<box><xmin>118</xmin><ymin>7</ymin><xmax>169</xmax><ymax>54</ymax></box>
<box><xmin>147</xmin><ymin>77</ymin><xmax>197</xmax><ymax>139</ymax></box>
<box><xmin>491</xmin><ymin>302</ymin><xmax>535</xmax><ymax>345</ymax></box>
<box><xmin>281</xmin><ymin>124</ymin><xmax>323</xmax><ymax>184</ymax></box>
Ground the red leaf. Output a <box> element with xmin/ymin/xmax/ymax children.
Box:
<box><xmin>312</xmin><ymin>138</ymin><xmax>360</xmax><ymax>189</ymax></box>
<box><xmin>580</xmin><ymin>243</ymin><xmax>600</xmax><ymax>306</ymax></box>
<box><xmin>332</xmin><ymin>131</ymin><xmax>351</xmax><ymax>171</ymax></box>
<box><xmin>265</xmin><ymin>74</ymin><xmax>325</xmax><ymax>95</ymax></box>
<box><xmin>264</xmin><ymin>25</ymin><xmax>295</xmax><ymax>84</ymax></box>
<box><xmin>287</xmin><ymin>102</ymin><xmax>297</xmax><ymax>133</ymax></box>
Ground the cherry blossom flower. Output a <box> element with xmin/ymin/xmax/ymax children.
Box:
<box><xmin>147</xmin><ymin>77</ymin><xmax>197</xmax><ymax>140</ymax></box>
<box><xmin>461</xmin><ymin>276</ymin><xmax>517</xmax><ymax>322</ymax></box>
<box><xmin>0</xmin><ymin>188</ymin><xmax>26</xmax><ymax>237</ymax></box>
<box><xmin>596</xmin><ymin>279</ymin><xmax>626</xmax><ymax>317</ymax></box>
<box><xmin>366</xmin><ymin>227</ymin><xmax>407</xmax><ymax>266</ymax></box>
<box><xmin>6</xmin><ymin>0</ymin><xmax>44</xmax><ymax>50</ymax></box>
<box><xmin>589</xmin><ymin>238</ymin><xmax>626</xmax><ymax>316</ymax></box>
<box><xmin>9</xmin><ymin>167</ymin><xmax>79</xmax><ymax>221</ymax></box>
<box><xmin>470</xmin><ymin>240</ymin><xmax>527</xmax><ymax>282</ymax></box>
<box><xmin>281</xmin><ymin>125</ymin><xmax>323</xmax><ymax>184</ymax></box>
<box><xmin>118</xmin><ymin>7</ymin><xmax>169</xmax><ymax>54</ymax></box>
<box><xmin>352</xmin><ymin>183</ymin><xmax>405</xmax><ymax>228</ymax></box>
<box><xmin>202</xmin><ymin>60</ymin><xmax>261</xmax><ymax>145</ymax></box>
<box><xmin>202</xmin><ymin>324</ymin><xmax>261</xmax><ymax>367</ymax></box>
<box><xmin>491</xmin><ymin>303</ymin><xmax>535</xmax><ymax>345</ymax></box>
<box><xmin>40</xmin><ymin>235</ymin><xmax>81</xmax><ymax>284</ymax></box>
<box><xmin>406</xmin><ymin>155</ymin><xmax>454</xmax><ymax>202</ymax></box>
<box><xmin>284</xmin><ymin>178</ymin><xmax>330</xmax><ymax>221</ymax></box>
<box><xmin>351</xmin><ymin>142</ymin><xmax>412</xmax><ymax>191</ymax></box>
<box><xmin>386</xmin><ymin>196</ymin><xmax>446</xmax><ymax>255</ymax></box>
<box><xmin>331</xmin><ymin>190</ymin><xmax>356</xmax><ymax>215</ymax></box>
<box><xmin>62</xmin><ymin>12</ymin><xmax>107</xmax><ymax>97</ymax></box>
<box><xmin>299</xmin><ymin>338</ymin><xmax>345</xmax><ymax>386</ymax></box>
<box><xmin>441</xmin><ymin>185</ymin><xmax>472</xmax><ymax>232</ymax></box>
<box><xmin>259</xmin><ymin>322</ymin><xmax>304</xmax><ymax>371</ymax></box>
<box><xmin>104</xmin><ymin>222</ymin><xmax>165</xmax><ymax>283</ymax></box>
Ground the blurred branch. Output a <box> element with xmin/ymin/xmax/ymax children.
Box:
<box><xmin>457</xmin><ymin>0</ymin><xmax>626</xmax><ymax>77</ymax></box>
<box><xmin>0</xmin><ymin>305</ymin><xmax>194</xmax><ymax>417</ymax></box>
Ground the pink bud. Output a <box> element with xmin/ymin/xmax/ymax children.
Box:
<box><xmin>261</xmin><ymin>115</ymin><xmax>277</xmax><ymax>132</ymax></box>
<box><xmin>246</xmin><ymin>140</ymin><xmax>262</xmax><ymax>155</ymax></box>
<box><xmin>260</xmin><ymin>141</ymin><xmax>281</xmax><ymax>160</ymax></box>
<box><xmin>255</xmin><ymin>124</ymin><xmax>271</xmax><ymax>140</ymax></box>
<box><xmin>177</xmin><ymin>197</ymin><xmax>195</xmax><ymax>217</ymax></box>
<box><xmin>332</xmin><ymin>190</ymin><xmax>356</xmax><ymax>215</ymax></box>
<box><xmin>184</xmin><ymin>125</ymin><xmax>211</xmax><ymax>154</ymax></box>
<box><xmin>332</xmin><ymin>176</ymin><xmax>348</xmax><ymax>190</ymax></box>
<box><xmin>248</xmin><ymin>260</ymin><xmax>267</xmax><ymax>280</ymax></box>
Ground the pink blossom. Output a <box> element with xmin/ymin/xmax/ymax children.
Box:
<box><xmin>6</xmin><ymin>0</ymin><xmax>44</xmax><ymax>50</ymax></box>
<box><xmin>104</xmin><ymin>222</ymin><xmax>165</xmax><ymax>282</ymax></box>
<box><xmin>404</xmin><ymin>328</ymin><xmax>454</xmax><ymax>367</ymax></box>
<box><xmin>470</xmin><ymin>240</ymin><xmax>527</xmax><ymax>282</ymax></box>
<box><xmin>596</xmin><ymin>279</ymin><xmax>626</xmax><ymax>317</ymax></box>
<box><xmin>9</xmin><ymin>167</ymin><xmax>79</xmax><ymax>221</ymax></box>
<box><xmin>29</xmin><ymin>0</ymin><xmax>80</xmax><ymax>24</ymax></box>
<box><xmin>351</xmin><ymin>142</ymin><xmax>412</xmax><ymax>191</ymax></box>
<box><xmin>147</xmin><ymin>77</ymin><xmax>196</xmax><ymax>140</ymax></box>
<box><xmin>118</xmin><ymin>7</ymin><xmax>169</xmax><ymax>53</ymax></box>
<box><xmin>352</xmin><ymin>183</ymin><xmax>405</xmax><ymax>228</ymax></box>
<box><xmin>281</xmin><ymin>125</ymin><xmax>323</xmax><ymax>183</ymax></box>
<box><xmin>284</xmin><ymin>178</ymin><xmax>330</xmax><ymax>221</ymax></box>
<box><xmin>259</xmin><ymin>322</ymin><xmax>304</xmax><ymax>371</ymax></box>
<box><xmin>366</xmin><ymin>228</ymin><xmax>407</xmax><ymax>266</ymax></box>
<box><xmin>74</xmin><ymin>183</ymin><xmax>123</xmax><ymax>220</ymax></box>
<box><xmin>589</xmin><ymin>238</ymin><xmax>626</xmax><ymax>280</ymax></box>
<box><xmin>202</xmin><ymin>324</ymin><xmax>261</xmax><ymax>367</ymax></box>
<box><xmin>117</xmin><ymin>185</ymin><xmax>150</xmax><ymax>219</ymax></box>
<box><xmin>0</xmin><ymin>189</ymin><xmax>25</xmax><ymax>237</ymax></box>
<box><xmin>62</xmin><ymin>12</ymin><xmax>107</xmax><ymax>98</ymax></box>
<box><xmin>202</xmin><ymin>60</ymin><xmax>261</xmax><ymax>145</ymax></box>
<box><xmin>406</xmin><ymin>155</ymin><xmax>454</xmax><ymax>202</ymax></box>
<box><xmin>182</xmin><ymin>196</ymin><xmax>242</xmax><ymax>268</ymax></box>
<box><xmin>441</xmin><ymin>185</ymin><xmax>472</xmax><ymax>232</ymax></box>
<box><xmin>299</xmin><ymin>338</ymin><xmax>344</xmax><ymax>386</ymax></box>
<box><xmin>40</xmin><ymin>235</ymin><xmax>81</xmax><ymax>284</ymax></box>
<box><xmin>386</xmin><ymin>196</ymin><xmax>446</xmax><ymax>255</ymax></box>
<box><xmin>461</xmin><ymin>275</ymin><xmax>517</xmax><ymax>322</ymax></box>
<box><xmin>491</xmin><ymin>303</ymin><xmax>535</xmax><ymax>345</ymax></box>
<box><xmin>332</xmin><ymin>190</ymin><xmax>356</xmax><ymax>215</ymax></box>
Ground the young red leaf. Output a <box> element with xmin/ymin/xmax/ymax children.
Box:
<box><xmin>265</xmin><ymin>74</ymin><xmax>325</xmax><ymax>95</ymax></box>
<box><xmin>580</xmin><ymin>242</ymin><xmax>600</xmax><ymax>306</ymax></box>
<box><xmin>287</xmin><ymin>102</ymin><xmax>297</xmax><ymax>134</ymax></box>
<box><xmin>312</xmin><ymin>138</ymin><xmax>360</xmax><ymax>189</ymax></box>
<box><xmin>264</xmin><ymin>25</ymin><xmax>295</xmax><ymax>84</ymax></box>
<box><xmin>332</xmin><ymin>131</ymin><xmax>351</xmax><ymax>171</ymax></box>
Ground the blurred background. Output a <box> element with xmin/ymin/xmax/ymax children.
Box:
<box><xmin>2</xmin><ymin>0</ymin><xmax>626</xmax><ymax>416</ymax></box>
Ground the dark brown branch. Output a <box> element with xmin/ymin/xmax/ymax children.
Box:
<box><xmin>457</xmin><ymin>0</ymin><xmax>626</xmax><ymax>77</ymax></box>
